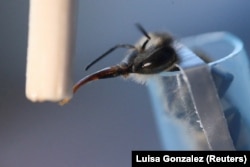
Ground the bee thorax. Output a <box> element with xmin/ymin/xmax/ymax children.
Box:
<box><xmin>126</xmin><ymin>73</ymin><xmax>156</xmax><ymax>84</ymax></box>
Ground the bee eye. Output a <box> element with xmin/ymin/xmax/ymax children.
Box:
<box><xmin>142</xmin><ymin>62</ymin><xmax>152</xmax><ymax>68</ymax></box>
<box><xmin>133</xmin><ymin>46</ymin><xmax>178</xmax><ymax>74</ymax></box>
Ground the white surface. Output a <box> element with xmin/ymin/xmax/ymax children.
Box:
<box><xmin>26</xmin><ymin>0</ymin><xmax>77</xmax><ymax>102</ymax></box>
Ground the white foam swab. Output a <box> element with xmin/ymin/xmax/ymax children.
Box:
<box><xmin>26</xmin><ymin>0</ymin><xmax>77</xmax><ymax>102</ymax></box>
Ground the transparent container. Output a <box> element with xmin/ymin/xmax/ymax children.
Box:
<box><xmin>147</xmin><ymin>32</ymin><xmax>250</xmax><ymax>150</ymax></box>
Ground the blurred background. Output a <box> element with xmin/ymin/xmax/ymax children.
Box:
<box><xmin>0</xmin><ymin>0</ymin><xmax>250</xmax><ymax>166</ymax></box>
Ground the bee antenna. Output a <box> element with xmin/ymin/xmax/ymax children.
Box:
<box><xmin>85</xmin><ymin>44</ymin><xmax>135</xmax><ymax>71</ymax></box>
<box><xmin>135</xmin><ymin>23</ymin><xmax>151</xmax><ymax>40</ymax></box>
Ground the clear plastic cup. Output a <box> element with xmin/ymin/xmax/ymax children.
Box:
<box><xmin>147</xmin><ymin>32</ymin><xmax>250</xmax><ymax>150</ymax></box>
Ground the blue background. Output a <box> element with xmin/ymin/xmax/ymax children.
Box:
<box><xmin>0</xmin><ymin>0</ymin><xmax>250</xmax><ymax>166</ymax></box>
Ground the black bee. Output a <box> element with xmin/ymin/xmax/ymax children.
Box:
<box><xmin>60</xmin><ymin>24</ymin><xmax>179</xmax><ymax>104</ymax></box>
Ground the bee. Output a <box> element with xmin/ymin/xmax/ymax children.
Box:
<box><xmin>60</xmin><ymin>24</ymin><xmax>179</xmax><ymax>105</ymax></box>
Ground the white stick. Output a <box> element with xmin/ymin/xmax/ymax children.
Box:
<box><xmin>26</xmin><ymin>0</ymin><xmax>77</xmax><ymax>102</ymax></box>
